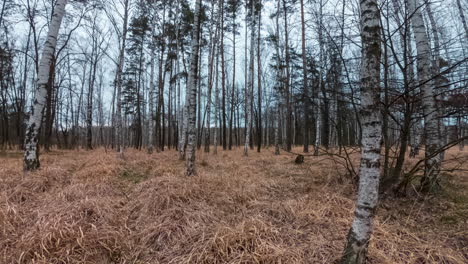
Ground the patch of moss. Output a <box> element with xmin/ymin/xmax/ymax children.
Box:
<box><xmin>440</xmin><ymin>215</ymin><xmax>459</xmax><ymax>225</ymax></box>
<box><xmin>440</xmin><ymin>176</ymin><xmax>468</xmax><ymax>205</ymax></box>
<box><xmin>120</xmin><ymin>168</ymin><xmax>148</xmax><ymax>184</ymax></box>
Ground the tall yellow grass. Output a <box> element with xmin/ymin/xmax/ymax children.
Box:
<box><xmin>0</xmin><ymin>148</ymin><xmax>466</xmax><ymax>263</ymax></box>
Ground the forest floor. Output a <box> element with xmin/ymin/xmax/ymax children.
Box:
<box><xmin>1</xmin><ymin>147</ymin><xmax>467</xmax><ymax>263</ymax></box>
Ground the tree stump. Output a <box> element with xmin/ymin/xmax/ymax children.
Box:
<box><xmin>295</xmin><ymin>155</ymin><xmax>304</xmax><ymax>164</ymax></box>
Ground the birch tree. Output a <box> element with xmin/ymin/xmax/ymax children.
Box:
<box><xmin>341</xmin><ymin>0</ymin><xmax>382</xmax><ymax>261</ymax></box>
<box><xmin>186</xmin><ymin>0</ymin><xmax>203</xmax><ymax>176</ymax></box>
<box><xmin>300</xmin><ymin>0</ymin><xmax>309</xmax><ymax>153</ymax></box>
<box><xmin>244</xmin><ymin>0</ymin><xmax>256</xmax><ymax>156</ymax></box>
<box><xmin>23</xmin><ymin>0</ymin><xmax>68</xmax><ymax>170</ymax></box>
<box><xmin>108</xmin><ymin>0</ymin><xmax>130</xmax><ymax>154</ymax></box>
<box><xmin>408</xmin><ymin>0</ymin><xmax>441</xmax><ymax>192</ymax></box>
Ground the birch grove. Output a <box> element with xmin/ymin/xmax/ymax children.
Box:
<box><xmin>0</xmin><ymin>0</ymin><xmax>467</xmax><ymax>262</ymax></box>
<box><xmin>0</xmin><ymin>0</ymin><xmax>459</xmax><ymax>184</ymax></box>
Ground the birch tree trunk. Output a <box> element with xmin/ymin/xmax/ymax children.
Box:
<box><xmin>282</xmin><ymin>0</ymin><xmax>292</xmax><ymax>152</ymax></box>
<box><xmin>426</xmin><ymin>1</ymin><xmax>446</xmax><ymax>161</ymax></box>
<box><xmin>300</xmin><ymin>0</ymin><xmax>309</xmax><ymax>153</ymax></box>
<box><xmin>408</xmin><ymin>0</ymin><xmax>441</xmax><ymax>192</ymax></box>
<box><xmin>23</xmin><ymin>0</ymin><xmax>68</xmax><ymax>170</ymax></box>
<box><xmin>115</xmin><ymin>0</ymin><xmax>129</xmax><ymax>155</ymax></box>
<box><xmin>244</xmin><ymin>0</ymin><xmax>255</xmax><ymax>156</ymax></box>
<box><xmin>186</xmin><ymin>0</ymin><xmax>203</xmax><ymax>176</ymax></box>
<box><xmin>257</xmin><ymin>0</ymin><xmax>262</xmax><ymax>153</ymax></box>
<box><xmin>314</xmin><ymin>0</ymin><xmax>324</xmax><ymax>156</ymax></box>
<box><xmin>340</xmin><ymin>0</ymin><xmax>381</xmax><ymax>261</ymax></box>
<box><xmin>221</xmin><ymin>0</ymin><xmax>227</xmax><ymax>150</ymax></box>
<box><xmin>205</xmin><ymin>1</ymin><xmax>221</xmax><ymax>153</ymax></box>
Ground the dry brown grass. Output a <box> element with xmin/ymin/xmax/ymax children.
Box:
<box><xmin>0</xmin><ymin>147</ymin><xmax>467</xmax><ymax>263</ymax></box>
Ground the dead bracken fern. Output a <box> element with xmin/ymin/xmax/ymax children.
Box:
<box><xmin>1</xmin><ymin>148</ymin><xmax>467</xmax><ymax>263</ymax></box>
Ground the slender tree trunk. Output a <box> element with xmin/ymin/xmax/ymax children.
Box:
<box><xmin>186</xmin><ymin>0</ymin><xmax>202</xmax><ymax>176</ymax></box>
<box><xmin>244</xmin><ymin>0</ymin><xmax>255</xmax><ymax>156</ymax></box>
<box><xmin>214</xmin><ymin>36</ymin><xmax>220</xmax><ymax>155</ymax></box>
<box><xmin>274</xmin><ymin>0</ymin><xmax>282</xmax><ymax>155</ymax></box>
<box><xmin>256</xmin><ymin>0</ymin><xmax>262</xmax><ymax>153</ymax></box>
<box><xmin>205</xmin><ymin>2</ymin><xmax>221</xmax><ymax>153</ymax></box>
<box><xmin>340</xmin><ymin>0</ymin><xmax>381</xmax><ymax>261</ymax></box>
<box><xmin>115</xmin><ymin>0</ymin><xmax>129</xmax><ymax>155</ymax></box>
<box><xmin>220</xmin><ymin>0</ymin><xmax>227</xmax><ymax>151</ymax></box>
<box><xmin>408</xmin><ymin>0</ymin><xmax>441</xmax><ymax>192</ymax></box>
<box><xmin>274</xmin><ymin>105</ymin><xmax>280</xmax><ymax>155</ymax></box>
<box><xmin>148</xmin><ymin>14</ymin><xmax>157</xmax><ymax>154</ymax></box>
<box><xmin>229</xmin><ymin>14</ymin><xmax>236</xmax><ymax>151</ymax></box>
<box><xmin>314</xmin><ymin>0</ymin><xmax>324</xmax><ymax>156</ymax></box>
<box><xmin>87</xmin><ymin>39</ymin><xmax>99</xmax><ymax>151</ymax></box>
<box><xmin>300</xmin><ymin>0</ymin><xmax>309</xmax><ymax>153</ymax></box>
<box><xmin>282</xmin><ymin>0</ymin><xmax>292</xmax><ymax>151</ymax></box>
<box><xmin>23</xmin><ymin>0</ymin><xmax>68</xmax><ymax>170</ymax></box>
<box><xmin>426</xmin><ymin>1</ymin><xmax>446</xmax><ymax>161</ymax></box>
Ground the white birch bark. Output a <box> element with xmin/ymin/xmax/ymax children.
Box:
<box><xmin>205</xmin><ymin>2</ymin><xmax>221</xmax><ymax>153</ymax></box>
<box><xmin>244</xmin><ymin>0</ymin><xmax>255</xmax><ymax>157</ymax></box>
<box><xmin>186</xmin><ymin>0</ymin><xmax>203</xmax><ymax>176</ymax></box>
<box><xmin>115</xmin><ymin>0</ymin><xmax>129</xmax><ymax>155</ymax></box>
<box><xmin>314</xmin><ymin>0</ymin><xmax>324</xmax><ymax>156</ymax></box>
<box><xmin>426</xmin><ymin>1</ymin><xmax>446</xmax><ymax>161</ymax></box>
<box><xmin>23</xmin><ymin>0</ymin><xmax>68</xmax><ymax>170</ymax></box>
<box><xmin>408</xmin><ymin>0</ymin><xmax>441</xmax><ymax>192</ymax></box>
<box><xmin>341</xmin><ymin>0</ymin><xmax>382</xmax><ymax>261</ymax></box>
<box><xmin>179</xmin><ymin>91</ymin><xmax>189</xmax><ymax>160</ymax></box>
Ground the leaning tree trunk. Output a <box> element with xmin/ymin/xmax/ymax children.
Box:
<box><xmin>340</xmin><ymin>0</ymin><xmax>381</xmax><ymax>262</ymax></box>
<box><xmin>186</xmin><ymin>0</ymin><xmax>202</xmax><ymax>176</ymax></box>
<box><xmin>23</xmin><ymin>0</ymin><xmax>68</xmax><ymax>170</ymax></box>
<box><xmin>408</xmin><ymin>0</ymin><xmax>441</xmax><ymax>192</ymax></box>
